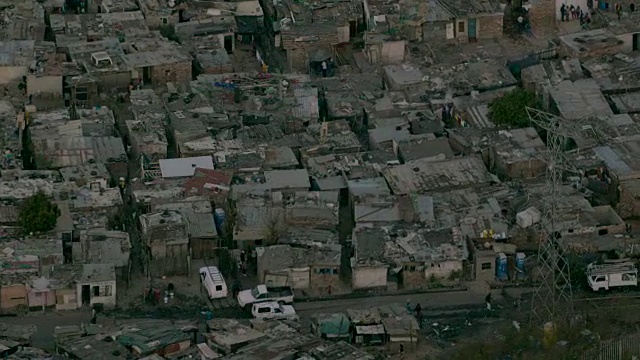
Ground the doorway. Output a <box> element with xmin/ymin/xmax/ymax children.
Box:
<box><xmin>224</xmin><ymin>35</ymin><xmax>233</xmax><ymax>54</ymax></box>
<box><xmin>81</xmin><ymin>285</ymin><xmax>90</xmax><ymax>305</ymax></box>
<box><xmin>633</xmin><ymin>33</ymin><xmax>639</xmax><ymax>51</ymax></box>
<box><xmin>349</xmin><ymin>20</ymin><xmax>357</xmax><ymax>38</ymax></box>
<box><xmin>142</xmin><ymin>66</ymin><xmax>151</xmax><ymax>84</ymax></box>
<box><xmin>468</xmin><ymin>18</ymin><xmax>477</xmax><ymax>42</ymax></box>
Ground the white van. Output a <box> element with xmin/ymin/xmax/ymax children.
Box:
<box><xmin>199</xmin><ymin>266</ymin><xmax>228</xmax><ymax>300</ymax></box>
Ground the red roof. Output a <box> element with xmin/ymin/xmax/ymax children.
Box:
<box><xmin>183</xmin><ymin>168</ymin><xmax>233</xmax><ymax>196</ymax></box>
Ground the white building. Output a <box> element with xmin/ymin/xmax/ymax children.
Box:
<box><xmin>75</xmin><ymin>264</ymin><xmax>117</xmax><ymax>308</ymax></box>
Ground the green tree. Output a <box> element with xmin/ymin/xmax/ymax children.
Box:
<box><xmin>489</xmin><ymin>88</ymin><xmax>541</xmax><ymax>128</ymax></box>
<box><xmin>18</xmin><ymin>191</ymin><xmax>60</xmax><ymax>234</ymax></box>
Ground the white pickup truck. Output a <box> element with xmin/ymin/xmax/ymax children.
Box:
<box><xmin>587</xmin><ymin>262</ymin><xmax>638</xmax><ymax>292</ymax></box>
<box><xmin>237</xmin><ymin>284</ymin><xmax>294</xmax><ymax>308</ymax></box>
<box><xmin>251</xmin><ymin>301</ymin><xmax>298</xmax><ymax>321</ymax></box>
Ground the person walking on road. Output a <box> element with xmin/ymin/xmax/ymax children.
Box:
<box><xmin>414</xmin><ymin>303</ymin><xmax>422</xmax><ymax>321</ymax></box>
<box><xmin>485</xmin><ymin>292</ymin><xmax>493</xmax><ymax>311</ymax></box>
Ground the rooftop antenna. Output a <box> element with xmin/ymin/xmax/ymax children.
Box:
<box><xmin>526</xmin><ymin>107</ymin><xmax>574</xmax><ymax>325</ymax></box>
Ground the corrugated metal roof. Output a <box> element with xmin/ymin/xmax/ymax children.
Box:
<box><xmin>593</xmin><ymin>145</ymin><xmax>633</xmax><ymax>176</ymax></box>
<box><xmin>159</xmin><ymin>156</ymin><xmax>214</xmax><ymax>178</ymax></box>
<box><xmin>292</xmin><ymin>87</ymin><xmax>319</xmax><ymax>121</ymax></box>
<box><xmin>466</xmin><ymin>105</ymin><xmax>494</xmax><ymax>129</ymax></box>
<box><xmin>185</xmin><ymin>211</ymin><xmax>216</xmax><ymax>238</ymax></box>
<box><xmin>92</xmin><ymin>136</ymin><xmax>126</xmax><ymax>163</ymax></box>
<box><xmin>264</xmin><ymin>169</ymin><xmax>310</xmax><ymax>190</ymax></box>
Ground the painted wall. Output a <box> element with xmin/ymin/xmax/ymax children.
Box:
<box><xmin>27</xmin><ymin>288</ymin><xmax>56</xmax><ymax>308</ymax></box>
<box><xmin>0</xmin><ymin>66</ymin><xmax>28</xmax><ymax>84</ymax></box>
<box><xmin>76</xmin><ymin>280</ymin><xmax>117</xmax><ymax>307</ymax></box>
<box><xmin>55</xmin><ymin>288</ymin><xmax>78</xmax><ymax>310</ymax></box>
<box><xmin>27</xmin><ymin>75</ymin><xmax>63</xmax><ymax>96</ymax></box>
<box><xmin>0</xmin><ymin>284</ymin><xmax>28</xmax><ymax>310</ymax></box>
<box><xmin>351</xmin><ymin>264</ymin><xmax>387</xmax><ymax>289</ymax></box>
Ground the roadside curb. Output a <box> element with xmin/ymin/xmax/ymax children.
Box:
<box><xmin>296</xmin><ymin>286</ymin><xmax>468</xmax><ymax>303</ymax></box>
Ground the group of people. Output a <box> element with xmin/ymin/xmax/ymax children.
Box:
<box><xmin>560</xmin><ymin>3</ymin><xmax>592</xmax><ymax>26</ymax></box>
<box><xmin>560</xmin><ymin>4</ymin><xmax>584</xmax><ymax>21</ymax></box>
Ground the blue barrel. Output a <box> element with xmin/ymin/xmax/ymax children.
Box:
<box><xmin>214</xmin><ymin>208</ymin><xmax>226</xmax><ymax>236</ymax></box>
<box><xmin>496</xmin><ymin>253</ymin><xmax>508</xmax><ymax>281</ymax></box>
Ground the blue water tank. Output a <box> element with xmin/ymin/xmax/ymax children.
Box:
<box><xmin>214</xmin><ymin>208</ymin><xmax>226</xmax><ymax>236</ymax></box>
<box><xmin>496</xmin><ymin>253</ymin><xmax>508</xmax><ymax>281</ymax></box>
<box><xmin>515</xmin><ymin>252</ymin><xmax>526</xmax><ymax>280</ymax></box>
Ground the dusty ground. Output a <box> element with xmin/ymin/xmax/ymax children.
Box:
<box><xmin>233</xmin><ymin>43</ymin><xmax>263</xmax><ymax>72</ymax></box>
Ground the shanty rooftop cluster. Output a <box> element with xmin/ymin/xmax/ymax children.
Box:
<box><xmin>1</xmin><ymin>0</ymin><xmax>640</xmax><ymax>357</ymax></box>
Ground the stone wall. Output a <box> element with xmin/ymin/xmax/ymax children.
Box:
<box><xmin>529</xmin><ymin>0</ymin><xmax>556</xmax><ymax>36</ymax></box>
<box><xmin>198</xmin><ymin>62</ymin><xmax>234</xmax><ymax>75</ymax></box>
<box><xmin>309</xmin><ymin>266</ymin><xmax>342</xmax><ymax>294</ymax></box>
<box><xmin>617</xmin><ymin>179</ymin><xmax>640</xmax><ymax>219</ymax></box>
<box><xmin>478</xmin><ymin>14</ymin><xmax>504</xmax><ymax>39</ymax></box>
<box><xmin>282</xmin><ymin>31</ymin><xmax>339</xmax><ymax>73</ymax></box>
<box><xmin>422</xmin><ymin>21</ymin><xmax>449</xmax><ymax>43</ymax></box>
<box><xmin>499</xmin><ymin>157</ymin><xmax>546</xmax><ymax>179</ymax></box>
<box><xmin>151</xmin><ymin>61</ymin><xmax>192</xmax><ymax>85</ymax></box>
<box><xmin>401</xmin><ymin>264</ymin><xmax>424</xmax><ymax>289</ymax></box>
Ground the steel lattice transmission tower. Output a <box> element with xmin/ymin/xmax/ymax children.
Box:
<box><xmin>526</xmin><ymin>107</ymin><xmax>575</xmax><ymax>324</ymax></box>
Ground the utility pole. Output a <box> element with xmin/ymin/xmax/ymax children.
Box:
<box><xmin>527</xmin><ymin>108</ymin><xmax>575</xmax><ymax>325</ymax></box>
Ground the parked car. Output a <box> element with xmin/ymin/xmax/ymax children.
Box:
<box><xmin>237</xmin><ymin>284</ymin><xmax>294</xmax><ymax>308</ymax></box>
<box><xmin>199</xmin><ymin>266</ymin><xmax>228</xmax><ymax>300</ymax></box>
<box><xmin>251</xmin><ymin>301</ymin><xmax>298</xmax><ymax>321</ymax></box>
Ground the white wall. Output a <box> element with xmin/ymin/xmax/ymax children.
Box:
<box><xmin>76</xmin><ymin>280</ymin><xmax>117</xmax><ymax>307</ymax></box>
<box><xmin>267</xmin><ymin>268</ymin><xmax>310</xmax><ymax>289</ymax></box>
<box><xmin>424</xmin><ymin>260</ymin><xmax>463</xmax><ymax>279</ymax></box>
<box><xmin>27</xmin><ymin>75</ymin><xmax>63</xmax><ymax>96</ymax></box>
<box><xmin>0</xmin><ymin>66</ymin><xmax>28</xmax><ymax>84</ymax></box>
<box><xmin>381</xmin><ymin>41</ymin><xmax>405</xmax><ymax>64</ymax></box>
<box><xmin>352</xmin><ymin>265</ymin><xmax>387</xmax><ymax>289</ymax></box>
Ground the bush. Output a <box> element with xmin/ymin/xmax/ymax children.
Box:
<box><xmin>18</xmin><ymin>191</ymin><xmax>60</xmax><ymax>234</ymax></box>
<box><xmin>489</xmin><ymin>89</ymin><xmax>542</xmax><ymax>128</ymax></box>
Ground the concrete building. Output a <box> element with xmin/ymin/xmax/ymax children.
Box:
<box><xmin>123</xmin><ymin>33</ymin><xmax>192</xmax><ymax>86</ymax></box>
<box><xmin>382</xmin><ymin>156</ymin><xmax>498</xmax><ymax>195</ymax></box>
<box><xmin>448</xmin><ymin>127</ymin><xmax>547</xmax><ymax>179</ymax></box>
<box><xmin>0</xmin><ymin>40</ymin><xmax>35</xmax><ymax>84</ymax></box>
<box><xmin>139</xmin><ymin>210</ymin><xmax>190</xmax><ymax>275</ymax></box>
<box><xmin>263</xmin><ymin>0</ymin><xmax>360</xmax><ymax>72</ymax></box>
<box><xmin>351</xmin><ymin>226</ymin><xmax>468</xmax><ymax>290</ymax></box>
<box><xmin>0</xmin><ymin>0</ymin><xmax>46</xmax><ymax>41</ymax></box>
<box><xmin>49</xmin><ymin>263</ymin><xmax>116</xmax><ymax>309</ymax></box>
<box><xmin>73</xmin><ymin>230</ymin><xmax>131</xmax><ymax>268</ymax></box>
<box><xmin>66</xmin><ymin>39</ymin><xmax>132</xmax><ymax>90</ymax></box>
<box><xmin>126</xmin><ymin>89</ymin><xmax>169</xmax><ymax>163</ymax></box>
<box><xmin>50</xmin><ymin>12</ymin><xmax>150</xmax><ymax>47</ymax></box>
<box><xmin>275</xmin><ymin>190</ymin><xmax>339</xmax><ymax>230</ymax></box>
<box><xmin>256</xmin><ymin>240</ymin><xmax>342</xmax><ymax>292</ymax></box>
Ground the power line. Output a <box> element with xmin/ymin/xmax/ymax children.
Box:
<box><xmin>526</xmin><ymin>107</ymin><xmax>575</xmax><ymax>325</ymax></box>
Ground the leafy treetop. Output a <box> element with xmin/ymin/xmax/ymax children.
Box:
<box><xmin>18</xmin><ymin>191</ymin><xmax>61</xmax><ymax>234</ymax></box>
<box><xmin>489</xmin><ymin>88</ymin><xmax>541</xmax><ymax>128</ymax></box>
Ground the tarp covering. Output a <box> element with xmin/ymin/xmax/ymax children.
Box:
<box><xmin>317</xmin><ymin>313</ymin><xmax>350</xmax><ymax>337</ymax></box>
